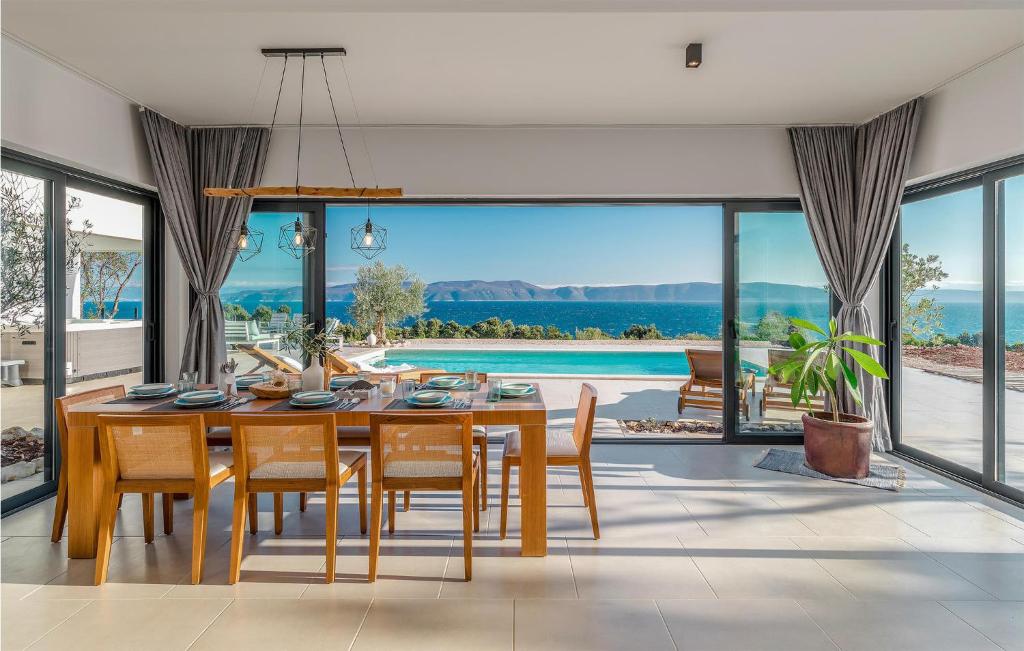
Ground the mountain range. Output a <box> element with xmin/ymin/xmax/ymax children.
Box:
<box><xmin>222</xmin><ymin>280</ymin><xmax>833</xmax><ymax>303</ymax></box>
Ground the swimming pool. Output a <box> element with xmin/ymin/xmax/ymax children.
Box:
<box><xmin>373</xmin><ymin>348</ymin><xmax>764</xmax><ymax>377</ymax></box>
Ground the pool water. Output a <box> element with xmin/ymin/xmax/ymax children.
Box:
<box><xmin>375</xmin><ymin>348</ymin><xmax>764</xmax><ymax>377</ymax></box>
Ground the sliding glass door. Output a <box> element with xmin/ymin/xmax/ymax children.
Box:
<box><xmin>996</xmin><ymin>170</ymin><xmax>1023</xmax><ymax>493</ymax></box>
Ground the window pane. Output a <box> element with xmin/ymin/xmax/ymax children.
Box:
<box><xmin>1</xmin><ymin>170</ymin><xmax>53</xmax><ymax>499</ymax></box>
<box><xmin>65</xmin><ymin>187</ymin><xmax>145</xmax><ymax>393</ymax></box>
<box><xmin>735</xmin><ymin>210</ymin><xmax>830</xmax><ymax>434</ymax></box>
<box><xmin>900</xmin><ymin>186</ymin><xmax>984</xmax><ymax>471</ymax></box>
<box><xmin>220</xmin><ymin>212</ymin><xmax>306</xmax><ymax>374</ymax></box>
<box><xmin>1002</xmin><ymin>174</ymin><xmax>1024</xmax><ymax>489</ymax></box>
<box><xmin>325</xmin><ymin>203</ymin><xmax>723</xmax><ymax>439</ymax></box>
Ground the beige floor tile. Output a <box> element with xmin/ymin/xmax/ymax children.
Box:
<box><xmin>682</xmin><ymin>537</ymin><xmax>853</xmax><ymax>600</ymax></box>
<box><xmin>568</xmin><ymin>537</ymin><xmax>714</xmax><ymax>599</ymax></box>
<box><xmin>766</xmin><ymin>492</ymin><xmax>930</xmax><ymax>537</ymax></box>
<box><xmin>514</xmin><ymin>598</ymin><xmax>676</xmax><ymax>651</ymax></box>
<box><xmin>587</xmin><ymin>490</ymin><xmax>707</xmax><ymax>539</ymax></box>
<box><xmin>876</xmin><ymin>496</ymin><xmax>1024</xmax><ymax>538</ymax></box>
<box><xmin>941</xmin><ymin>601</ymin><xmax>1024</xmax><ymax>651</ymax></box>
<box><xmin>792</xmin><ymin>537</ymin><xmax>994</xmax><ymax>601</ymax></box>
<box><xmin>440</xmin><ymin>537</ymin><xmax>577</xmax><ymax>599</ymax></box>
<box><xmin>351</xmin><ymin>597</ymin><xmax>513</xmax><ymax>651</ymax></box>
<box><xmin>0</xmin><ymin>597</ymin><xmax>90</xmax><ymax>651</ymax></box>
<box><xmin>657</xmin><ymin>598</ymin><xmax>839</xmax><ymax>651</ymax></box>
<box><xmin>677</xmin><ymin>491</ymin><xmax>818</xmax><ymax>537</ymax></box>
<box><xmin>190</xmin><ymin>598</ymin><xmax>371</xmax><ymax>650</ymax></box>
<box><xmin>0</xmin><ymin>537</ymin><xmax>71</xmax><ymax>587</ymax></box>
<box><xmin>799</xmin><ymin>600</ymin><xmax>1002</xmax><ymax>651</ymax></box>
<box><xmin>905</xmin><ymin>537</ymin><xmax>1024</xmax><ymax>600</ymax></box>
<box><xmin>28</xmin><ymin>598</ymin><xmax>232</xmax><ymax>651</ymax></box>
<box><xmin>302</xmin><ymin>536</ymin><xmax>451</xmax><ymax>599</ymax></box>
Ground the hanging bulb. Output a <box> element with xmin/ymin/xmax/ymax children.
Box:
<box><xmin>293</xmin><ymin>221</ymin><xmax>304</xmax><ymax>247</ymax></box>
<box><xmin>237</xmin><ymin>225</ymin><xmax>250</xmax><ymax>251</ymax></box>
<box><xmin>361</xmin><ymin>219</ymin><xmax>375</xmax><ymax>247</ymax></box>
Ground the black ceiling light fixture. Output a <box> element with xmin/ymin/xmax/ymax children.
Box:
<box><xmin>685</xmin><ymin>42</ymin><xmax>702</xmax><ymax>68</ymax></box>
<box><xmin>351</xmin><ymin>203</ymin><xmax>387</xmax><ymax>259</ymax></box>
<box><xmin>230</xmin><ymin>217</ymin><xmax>264</xmax><ymax>262</ymax></box>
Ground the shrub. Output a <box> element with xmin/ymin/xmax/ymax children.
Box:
<box><xmin>754</xmin><ymin>311</ymin><xmax>794</xmax><ymax>345</ymax></box>
<box><xmin>275</xmin><ymin>304</ymin><xmax>291</xmax><ymax>314</ymax></box>
<box><xmin>252</xmin><ymin>305</ymin><xmax>273</xmax><ymax>324</ymax></box>
<box><xmin>575</xmin><ymin>326</ymin><xmax>612</xmax><ymax>340</ymax></box>
<box><xmin>224</xmin><ymin>303</ymin><xmax>251</xmax><ymax>321</ymax></box>
<box><xmin>621</xmin><ymin>323</ymin><xmax>663</xmax><ymax>340</ymax></box>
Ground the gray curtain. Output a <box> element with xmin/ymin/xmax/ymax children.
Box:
<box><xmin>789</xmin><ymin>98</ymin><xmax>921</xmax><ymax>451</ymax></box>
<box><xmin>140</xmin><ymin>109</ymin><xmax>270</xmax><ymax>383</ymax></box>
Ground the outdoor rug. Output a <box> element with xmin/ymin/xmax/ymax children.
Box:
<box><xmin>754</xmin><ymin>448</ymin><xmax>906</xmax><ymax>491</ymax></box>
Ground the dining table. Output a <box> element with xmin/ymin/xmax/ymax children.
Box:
<box><xmin>63</xmin><ymin>381</ymin><xmax>549</xmax><ymax>559</ymax></box>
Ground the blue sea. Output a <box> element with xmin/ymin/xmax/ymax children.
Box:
<box><xmin>88</xmin><ymin>299</ymin><xmax>1024</xmax><ymax>343</ymax></box>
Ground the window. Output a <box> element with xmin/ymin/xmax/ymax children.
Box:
<box><xmin>1000</xmin><ymin>172</ymin><xmax>1023</xmax><ymax>490</ymax></box>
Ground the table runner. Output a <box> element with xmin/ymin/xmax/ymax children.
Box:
<box><xmin>384</xmin><ymin>397</ymin><xmax>473</xmax><ymax>411</ymax></box>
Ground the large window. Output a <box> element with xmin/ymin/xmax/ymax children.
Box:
<box><xmin>890</xmin><ymin>157</ymin><xmax>1024</xmax><ymax>502</ymax></box>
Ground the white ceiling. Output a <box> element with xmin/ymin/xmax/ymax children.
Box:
<box><xmin>3</xmin><ymin>1</ymin><xmax>1022</xmax><ymax>126</ymax></box>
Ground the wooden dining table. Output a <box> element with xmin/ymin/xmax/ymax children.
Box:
<box><xmin>64</xmin><ymin>381</ymin><xmax>549</xmax><ymax>559</ymax></box>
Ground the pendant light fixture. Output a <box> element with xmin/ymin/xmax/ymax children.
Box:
<box><xmin>276</xmin><ymin>53</ymin><xmax>317</xmax><ymax>259</ymax></box>
<box><xmin>351</xmin><ymin>203</ymin><xmax>387</xmax><ymax>259</ymax></box>
<box><xmin>229</xmin><ymin>218</ymin><xmax>264</xmax><ymax>262</ymax></box>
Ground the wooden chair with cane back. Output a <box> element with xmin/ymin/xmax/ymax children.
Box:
<box><xmin>227</xmin><ymin>413</ymin><xmax>368</xmax><ymax>584</ymax></box>
<box><xmin>678</xmin><ymin>348</ymin><xmax>755</xmax><ymax>420</ymax></box>
<box><xmin>53</xmin><ymin>386</ymin><xmax>178</xmax><ymax>543</ymax></box>
<box><xmin>500</xmin><ymin>383</ymin><xmax>600</xmax><ymax>540</ymax></box>
<box><xmin>368</xmin><ymin>412</ymin><xmax>480</xmax><ymax>581</ymax></box>
<box><xmin>93</xmin><ymin>413</ymin><xmax>234</xmax><ymax>585</ymax></box>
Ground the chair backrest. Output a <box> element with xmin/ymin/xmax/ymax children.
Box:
<box><xmin>369</xmin><ymin>413</ymin><xmax>474</xmax><ymax>483</ymax></box>
<box><xmin>326</xmin><ymin>349</ymin><xmax>360</xmax><ymax>374</ymax></box>
<box><xmin>225</xmin><ymin>321</ymin><xmax>250</xmax><ymax>341</ymax></box>
<box><xmin>269</xmin><ymin>312</ymin><xmax>289</xmax><ymax>327</ymax></box>
<box><xmin>418</xmin><ymin>371</ymin><xmax>489</xmax><ymax>383</ymax></box>
<box><xmin>685</xmin><ymin>349</ymin><xmax>723</xmax><ymax>386</ymax></box>
<box><xmin>56</xmin><ymin>385</ymin><xmax>127</xmax><ymax>458</ymax></box>
<box><xmin>230</xmin><ymin>413</ymin><xmax>338</xmax><ymax>484</ymax></box>
<box><xmin>96</xmin><ymin>413</ymin><xmax>207</xmax><ymax>482</ymax></box>
<box><xmin>767</xmin><ymin>348</ymin><xmax>795</xmax><ymax>383</ymax></box>
<box><xmin>570</xmin><ymin>383</ymin><xmax>599</xmax><ymax>456</ymax></box>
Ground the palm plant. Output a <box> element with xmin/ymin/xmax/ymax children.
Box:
<box><xmin>769</xmin><ymin>317</ymin><xmax>889</xmax><ymax>423</ymax></box>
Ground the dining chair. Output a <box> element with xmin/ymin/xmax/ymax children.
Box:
<box><xmin>228</xmin><ymin>413</ymin><xmax>368</xmax><ymax>584</ymax></box>
<box><xmin>500</xmin><ymin>383</ymin><xmax>600</xmax><ymax>540</ymax></box>
<box><xmin>93</xmin><ymin>413</ymin><xmax>234</xmax><ymax>585</ymax></box>
<box><xmin>368</xmin><ymin>412</ymin><xmax>480</xmax><ymax>581</ymax></box>
<box><xmin>52</xmin><ymin>385</ymin><xmax>178</xmax><ymax>543</ymax></box>
<box><xmin>403</xmin><ymin>371</ymin><xmax>491</xmax><ymax>512</ymax></box>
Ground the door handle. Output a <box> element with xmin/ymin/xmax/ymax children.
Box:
<box><xmin>728</xmin><ymin>319</ymin><xmax>739</xmax><ymax>339</ymax></box>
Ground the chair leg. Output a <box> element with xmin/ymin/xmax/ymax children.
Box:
<box><xmin>191</xmin><ymin>487</ymin><xmax>210</xmax><ymax>584</ymax></box>
<box><xmin>478</xmin><ymin>442</ymin><xmax>488</xmax><ymax>510</ymax></box>
<box><xmin>387</xmin><ymin>491</ymin><xmax>396</xmax><ymax>534</ymax></box>
<box><xmin>472</xmin><ymin>470</ymin><xmax>480</xmax><ymax>533</ymax></box>
<box><xmin>299</xmin><ymin>492</ymin><xmax>307</xmax><ymax>512</ymax></box>
<box><xmin>247</xmin><ymin>493</ymin><xmax>258</xmax><ymax>534</ymax></box>
<box><xmin>273</xmin><ymin>492</ymin><xmax>284</xmax><ymax>535</ymax></box>
<box><xmin>579</xmin><ymin>465</ymin><xmax>590</xmax><ymax>508</ymax></box>
<box><xmin>461</xmin><ymin>480</ymin><xmax>473</xmax><ymax>581</ymax></box>
<box><xmin>117</xmin><ymin>494</ymin><xmax>124</xmax><ymax>509</ymax></box>
<box><xmin>403</xmin><ymin>490</ymin><xmax>410</xmax><ymax>512</ymax></box>
<box><xmin>499</xmin><ymin>457</ymin><xmax>511</xmax><ymax>540</ymax></box>
<box><xmin>581</xmin><ymin>458</ymin><xmax>600</xmax><ymax>540</ymax></box>
<box><xmin>162</xmin><ymin>493</ymin><xmax>174</xmax><ymax>534</ymax></box>
<box><xmin>229</xmin><ymin>488</ymin><xmax>247</xmax><ymax>584</ymax></box>
<box><xmin>142</xmin><ymin>493</ymin><xmax>155</xmax><ymax>543</ymax></box>
<box><xmin>368</xmin><ymin>482</ymin><xmax>383</xmax><ymax>582</ymax></box>
<box><xmin>357</xmin><ymin>465</ymin><xmax>368</xmax><ymax>535</ymax></box>
<box><xmin>93</xmin><ymin>487</ymin><xmax>119</xmax><ymax>585</ymax></box>
<box><xmin>50</xmin><ymin>465</ymin><xmax>68</xmax><ymax>543</ymax></box>
<box><xmin>324</xmin><ymin>484</ymin><xmax>339</xmax><ymax>584</ymax></box>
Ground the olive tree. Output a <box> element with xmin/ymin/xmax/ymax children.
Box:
<box><xmin>349</xmin><ymin>262</ymin><xmax>425</xmax><ymax>344</ymax></box>
<box><xmin>900</xmin><ymin>243</ymin><xmax>948</xmax><ymax>341</ymax></box>
<box><xmin>81</xmin><ymin>251</ymin><xmax>142</xmax><ymax>319</ymax></box>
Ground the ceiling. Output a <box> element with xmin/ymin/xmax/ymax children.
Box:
<box><xmin>3</xmin><ymin>1</ymin><xmax>1022</xmax><ymax>126</ymax></box>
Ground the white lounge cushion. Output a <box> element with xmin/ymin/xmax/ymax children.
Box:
<box><xmin>249</xmin><ymin>449</ymin><xmax>363</xmax><ymax>480</ymax></box>
<box><xmin>383</xmin><ymin>452</ymin><xmax>478</xmax><ymax>478</ymax></box>
<box><xmin>209</xmin><ymin>451</ymin><xmax>235</xmax><ymax>477</ymax></box>
<box><xmin>503</xmin><ymin>429</ymin><xmax>579</xmax><ymax>458</ymax></box>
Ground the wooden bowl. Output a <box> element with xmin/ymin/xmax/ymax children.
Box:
<box><xmin>248</xmin><ymin>382</ymin><xmax>291</xmax><ymax>399</ymax></box>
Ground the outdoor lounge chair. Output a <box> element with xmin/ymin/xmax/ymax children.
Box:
<box><xmin>761</xmin><ymin>347</ymin><xmax>826</xmax><ymax>414</ymax></box>
<box><xmin>267</xmin><ymin>312</ymin><xmax>290</xmax><ymax>333</ymax></box>
<box><xmin>678</xmin><ymin>348</ymin><xmax>755</xmax><ymax>420</ymax></box>
<box><xmin>323</xmin><ymin>348</ymin><xmax>434</xmax><ymax>382</ymax></box>
<box><xmin>235</xmin><ymin>344</ymin><xmax>302</xmax><ymax>375</ymax></box>
<box><xmin>224</xmin><ymin>320</ymin><xmax>280</xmax><ymax>351</ymax></box>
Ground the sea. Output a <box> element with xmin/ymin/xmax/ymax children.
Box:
<box><xmin>86</xmin><ymin>299</ymin><xmax>1024</xmax><ymax>343</ymax></box>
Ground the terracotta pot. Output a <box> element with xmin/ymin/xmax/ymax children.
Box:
<box><xmin>801</xmin><ymin>412</ymin><xmax>872</xmax><ymax>479</ymax></box>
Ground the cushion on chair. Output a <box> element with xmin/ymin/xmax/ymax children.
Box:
<box><xmin>503</xmin><ymin>429</ymin><xmax>579</xmax><ymax>458</ymax></box>
<box><xmin>209</xmin><ymin>451</ymin><xmax>235</xmax><ymax>477</ymax></box>
<box><xmin>248</xmin><ymin>449</ymin><xmax>364</xmax><ymax>480</ymax></box>
<box><xmin>383</xmin><ymin>452</ymin><xmax>478</xmax><ymax>478</ymax></box>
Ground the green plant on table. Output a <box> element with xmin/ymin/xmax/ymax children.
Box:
<box><xmin>769</xmin><ymin>317</ymin><xmax>889</xmax><ymax>423</ymax></box>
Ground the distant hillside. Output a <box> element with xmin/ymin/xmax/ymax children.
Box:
<box><xmin>222</xmin><ymin>280</ymin><xmax>831</xmax><ymax>304</ymax></box>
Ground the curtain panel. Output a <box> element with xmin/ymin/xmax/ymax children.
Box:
<box><xmin>140</xmin><ymin>109</ymin><xmax>270</xmax><ymax>383</ymax></box>
<box><xmin>789</xmin><ymin>98</ymin><xmax>921</xmax><ymax>451</ymax></box>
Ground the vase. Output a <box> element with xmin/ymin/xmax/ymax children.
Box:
<box><xmin>301</xmin><ymin>356</ymin><xmax>325</xmax><ymax>391</ymax></box>
<box><xmin>366</xmin><ymin>332</ymin><xmax>378</xmax><ymax>347</ymax></box>
<box><xmin>802</xmin><ymin>412</ymin><xmax>873</xmax><ymax>479</ymax></box>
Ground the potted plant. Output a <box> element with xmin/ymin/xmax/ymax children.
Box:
<box><xmin>282</xmin><ymin>322</ymin><xmax>335</xmax><ymax>391</ymax></box>
<box><xmin>769</xmin><ymin>317</ymin><xmax>888</xmax><ymax>479</ymax></box>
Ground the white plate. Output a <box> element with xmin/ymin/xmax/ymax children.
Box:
<box><xmin>330</xmin><ymin>376</ymin><xmax>358</xmax><ymax>389</ymax></box>
<box><xmin>235</xmin><ymin>375</ymin><xmax>263</xmax><ymax>387</ymax></box>
<box><xmin>500</xmin><ymin>384</ymin><xmax>536</xmax><ymax>397</ymax></box>
<box><xmin>292</xmin><ymin>391</ymin><xmax>335</xmax><ymax>404</ymax></box>
<box><xmin>177</xmin><ymin>390</ymin><xmax>224</xmax><ymax>404</ymax></box>
<box><xmin>130</xmin><ymin>383</ymin><xmax>175</xmax><ymax>395</ymax></box>
<box><xmin>426</xmin><ymin>376</ymin><xmax>464</xmax><ymax>388</ymax></box>
<box><xmin>289</xmin><ymin>396</ymin><xmax>338</xmax><ymax>409</ymax></box>
<box><xmin>406</xmin><ymin>394</ymin><xmax>453</xmax><ymax>408</ymax></box>
<box><xmin>408</xmin><ymin>389</ymin><xmax>450</xmax><ymax>404</ymax></box>
<box><xmin>174</xmin><ymin>396</ymin><xmax>227</xmax><ymax>409</ymax></box>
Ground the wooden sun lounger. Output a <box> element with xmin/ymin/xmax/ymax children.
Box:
<box><xmin>323</xmin><ymin>349</ymin><xmax>439</xmax><ymax>383</ymax></box>
<box><xmin>236</xmin><ymin>344</ymin><xmax>302</xmax><ymax>375</ymax></box>
<box><xmin>761</xmin><ymin>347</ymin><xmax>826</xmax><ymax>414</ymax></box>
<box><xmin>678</xmin><ymin>348</ymin><xmax>755</xmax><ymax>420</ymax></box>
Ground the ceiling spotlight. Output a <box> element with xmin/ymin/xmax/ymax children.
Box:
<box><xmin>685</xmin><ymin>43</ymin><xmax>702</xmax><ymax>69</ymax></box>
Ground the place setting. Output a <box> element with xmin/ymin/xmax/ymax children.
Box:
<box><xmin>385</xmin><ymin>388</ymin><xmax>473</xmax><ymax>410</ymax></box>
<box><xmin>104</xmin><ymin>382</ymin><xmax>179</xmax><ymax>404</ymax></box>
<box><xmin>265</xmin><ymin>390</ymin><xmax>362</xmax><ymax>411</ymax></box>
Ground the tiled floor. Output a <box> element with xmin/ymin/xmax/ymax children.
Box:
<box><xmin>2</xmin><ymin>444</ymin><xmax>1023</xmax><ymax>650</ymax></box>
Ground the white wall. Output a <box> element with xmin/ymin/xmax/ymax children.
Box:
<box><xmin>908</xmin><ymin>47</ymin><xmax>1024</xmax><ymax>184</ymax></box>
<box><xmin>261</xmin><ymin>124</ymin><xmax>800</xmax><ymax>198</ymax></box>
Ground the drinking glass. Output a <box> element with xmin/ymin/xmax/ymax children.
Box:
<box><xmin>178</xmin><ymin>370</ymin><xmax>198</xmax><ymax>393</ymax></box>
<box><xmin>287</xmin><ymin>377</ymin><xmax>302</xmax><ymax>394</ymax></box>
<box><xmin>487</xmin><ymin>378</ymin><xmax>503</xmax><ymax>402</ymax></box>
<box><xmin>400</xmin><ymin>379</ymin><xmax>416</xmax><ymax>399</ymax></box>
<box><xmin>380</xmin><ymin>374</ymin><xmax>397</xmax><ymax>398</ymax></box>
<box><xmin>464</xmin><ymin>370</ymin><xmax>477</xmax><ymax>388</ymax></box>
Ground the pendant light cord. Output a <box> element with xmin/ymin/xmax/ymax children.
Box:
<box><xmin>339</xmin><ymin>55</ymin><xmax>379</xmax><ymax>189</ymax></box>
<box><xmin>322</xmin><ymin>55</ymin><xmax>357</xmax><ymax>188</ymax></box>
<box><xmin>294</xmin><ymin>54</ymin><xmax>307</xmax><ymax>193</ymax></box>
<box><xmin>255</xmin><ymin>55</ymin><xmax>289</xmax><ymax>187</ymax></box>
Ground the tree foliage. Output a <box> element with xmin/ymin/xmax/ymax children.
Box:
<box><xmin>349</xmin><ymin>262</ymin><xmax>426</xmax><ymax>343</ymax></box>
<box><xmin>81</xmin><ymin>251</ymin><xmax>142</xmax><ymax>319</ymax></box>
<box><xmin>901</xmin><ymin>243</ymin><xmax>948</xmax><ymax>340</ymax></box>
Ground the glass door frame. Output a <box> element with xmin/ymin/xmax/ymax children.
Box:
<box><xmin>723</xmin><ymin>200</ymin><xmax>810</xmax><ymax>445</ymax></box>
<box><xmin>885</xmin><ymin>156</ymin><xmax>1024</xmax><ymax>503</ymax></box>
